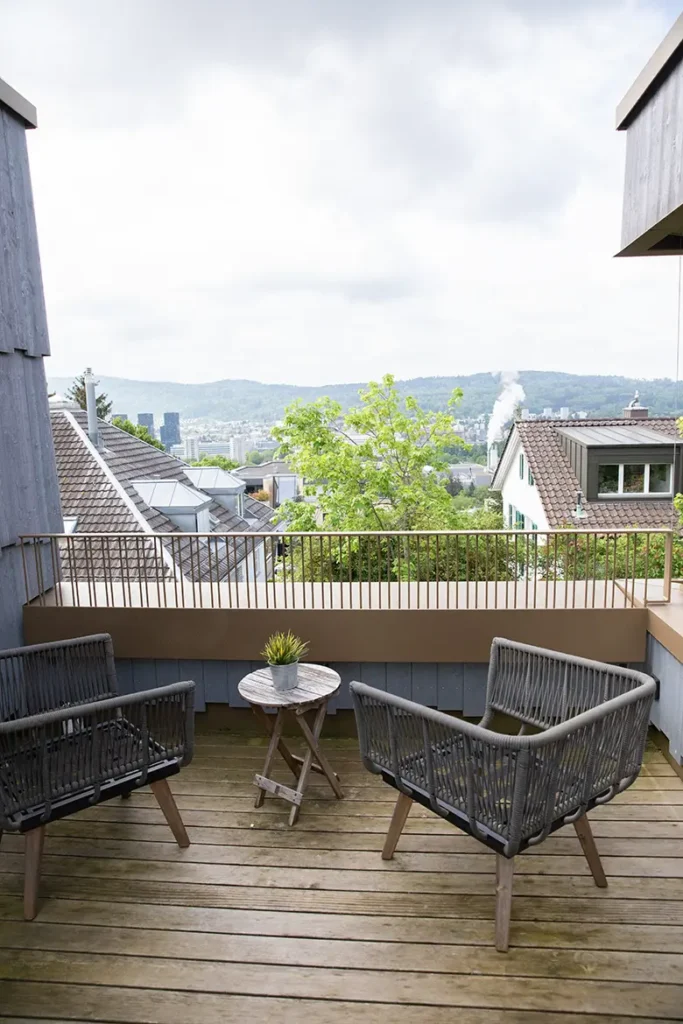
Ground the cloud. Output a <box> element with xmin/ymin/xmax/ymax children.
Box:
<box><xmin>0</xmin><ymin>0</ymin><xmax>679</xmax><ymax>387</ymax></box>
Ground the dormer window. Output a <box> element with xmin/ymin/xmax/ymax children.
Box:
<box><xmin>597</xmin><ymin>463</ymin><xmax>672</xmax><ymax>497</ymax></box>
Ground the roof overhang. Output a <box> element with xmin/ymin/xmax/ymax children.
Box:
<box><xmin>616</xmin><ymin>13</ymin><xmax>683</xmax><ymax>130</ymax></box>
<box><xmin>0</xmin><ymin>76</ymin><xmax>37</xmax><ymax>129</ymax></box>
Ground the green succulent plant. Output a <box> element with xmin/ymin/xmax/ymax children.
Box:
<box><xmin>261</xmin><ymin>631</ymin><xmax>309</xmax><ymax>665</ymax></box>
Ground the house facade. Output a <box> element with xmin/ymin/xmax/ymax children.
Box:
<box><xmin>491</xmin><ymin>401</ymin><xmax>680</xmax><ymax>531</ymax></box>
<box><xmin>0</xmin><ymin>78</ymin><xmax>63</xmax><ymax>647</ymax></box>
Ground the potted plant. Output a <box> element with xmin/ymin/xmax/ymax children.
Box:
<box><xmin>261</xmin><ymin>631</ymin><xmax>309</xmax><ymax>692</ymax></box>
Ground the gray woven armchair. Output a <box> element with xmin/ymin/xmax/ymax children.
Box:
<box><xmin>0</xmin><ymin>634</ymin><xmax>194</xmax><ymax>920</ymax></box>
<box><xmin>351</xmin><ymin>638</ymin><xmax>656</xmax><ymax>952</ymax></box>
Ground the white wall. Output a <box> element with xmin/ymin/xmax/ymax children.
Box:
<box><xmin>499</xmin><ymin>436</ymin><xmax>549</xmax><ymax>531</ymax></box>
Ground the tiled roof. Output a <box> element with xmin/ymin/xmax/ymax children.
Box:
<box><xmin>50</xmin><ymin>410</ymin><xmax>276</xmax><ymax>581</ymax></box>
<box><xmin>507</xmin><ymin>417</ymin><xmax>681</xmax><ymax>529</ymax></box>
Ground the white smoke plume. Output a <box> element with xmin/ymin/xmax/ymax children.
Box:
<box><xmin>487</xmin><ymin>371</ymin><xmax>526</xmax><ymax>447</ymax></box>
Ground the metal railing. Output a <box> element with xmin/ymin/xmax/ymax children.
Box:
<box><xmin>19</xmin><ymin>528</ymin><xmax>674</xmax><ymax>611</ymax></box>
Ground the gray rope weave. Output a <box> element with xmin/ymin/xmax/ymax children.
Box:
<box><xmin>351</xmin><ymin>638</ymin><xmax>656</xmax><ymax>857</ymax></box>
<box><xmin>0</xmin><ymin>634</ymin><xmax>194</xmax><ymax>832</ymax></box>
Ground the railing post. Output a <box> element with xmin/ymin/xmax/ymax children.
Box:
<box><xmin>663</xmin><ymin>530</ymin><xmax>674</xmax><ymax>604</ymax></box>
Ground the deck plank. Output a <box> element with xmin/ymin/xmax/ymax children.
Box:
<box><xmin>0</xmin><ymin>732</ymin><xmax>682</xmax><ymax>1021</ymax></box>
<box><xmin>0</xmin><ymin>986</ymin><xmax>675</xmax><ymax>1024</ymax></box>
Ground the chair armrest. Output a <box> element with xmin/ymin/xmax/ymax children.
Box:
<box><xmin>0</xmin><ymin>681</ymin><xmax>195</xmax><ymax>830</ymax></box>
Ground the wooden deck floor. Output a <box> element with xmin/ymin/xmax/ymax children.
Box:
<box><xmin>0</xmin><ymin>734</ymin><xmax>682</xmax><ymax>1022</ymax></box>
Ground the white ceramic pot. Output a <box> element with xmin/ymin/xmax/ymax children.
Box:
<box><xmin>269</xmin><ymin>661</ymin><xmax>299</xmax><ymax>692</ymax></box>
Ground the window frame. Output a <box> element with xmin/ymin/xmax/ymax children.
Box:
<box><xmin>597</xmin><ymin>462</ymin><xmax>672</xmax><ymax>498</ymax></box>
<box><xmin>519</xmin><ymin>453</ymin><xmax>525</xmax><ymax>480</ymax></box>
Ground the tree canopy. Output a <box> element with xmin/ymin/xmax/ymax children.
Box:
<box><xmin>67</xmin><ymin>373</ymin><xmax>113</xmax><ymax>420</ymax></box>
<box><xmin>188</xmin><ymin>454</ymin><xmax>239</xmax><ymax>472</ymax></box>
<box><xmin>112</xmin><ymin>417</ymin><xmax>165</xmax><ymax>451</ymax></box>
<box><xmin>272</xmin><ymin>373</ymin><xmax>501</xmax><ymax>533</ymax></box>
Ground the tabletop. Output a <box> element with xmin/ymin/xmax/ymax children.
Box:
<box><xmin>238</xmin><ymin>663</ymin><xmax>341</xmax><ymax>708</ymax></box>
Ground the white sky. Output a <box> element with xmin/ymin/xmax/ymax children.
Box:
<box><xmin>1</xmin><ymin>0</ymin><xmax>682</xmax><ymax>385</ymax></box>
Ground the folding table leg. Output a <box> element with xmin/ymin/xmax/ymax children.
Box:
<box><xmin>254</xmin><ymin>709</ymin><xmax>286</xmax><ymax>808</ymax></box>
<box><xmin>289</xmin><ymin>700</ymin><xmax>343</xmax><ymax>826</ymax></box>
<box><xmin>251</xmin><ymin>705</ymin><xmax>301</xmax><ymax>779</ymax></box>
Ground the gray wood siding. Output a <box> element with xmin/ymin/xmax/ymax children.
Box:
<box><xmin>0</xmin><ymin>105</ymin><xmax>61</xmax><ymax>648</ymax></box>
<box><xmin>114</xmin><ymin>660</ymin><xmax>491</xmax><ymax>715</ymax></box>
<box><xmin>621</xmin><ymin>57</ymin><xmax>683</xmax><ymax>252</ymax></box>
<box><xmin>644</xmin><ymin>633</ymin><xmax>683</xmax><ymax>765</ymax></box>
<box><xmin>0</xmin><ymin>107</ymin><xmax>50</xmax><ymax>357</ymax></box>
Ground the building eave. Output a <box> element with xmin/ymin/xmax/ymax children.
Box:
<box><xmin>0</xmin><ymin>76</ymin><xmax>37</xmax><ymax>129</ymax></box>
<box><xmin>490</xmin><ymin>425</ymin><xmax>520</xmax><ymax>490</ymax></box>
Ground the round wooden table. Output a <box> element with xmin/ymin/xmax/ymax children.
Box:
<box><xmin>238</xmin><ymin>664</ymin><xmax>344</xmax><ymax>825</ymax></box>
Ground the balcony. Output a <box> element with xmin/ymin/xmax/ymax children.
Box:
<box><xmin>3</xmin><ymin>527</ymin><xmax>683</xmax><ymax>1020</ymax></box>
<box><xmin>0</xmin><ymin>729</ymin><xmax>681</xmax><ymax>1020</ymax></box>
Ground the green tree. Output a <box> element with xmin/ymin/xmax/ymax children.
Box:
<box><xmin>112</xmin><ymin>418</ymin><xmax>165</xmax><ymax>451</ymax></box>
<box><xmin>245</xmin><ymin>449</ymin><xmax>277</xmax><ymax>465</ymax></box>
<box><xmin>67</xmin><ymin>372</ymin><xmax>113</xmax><ymax>420</ymax></box>
<box><xmin>188</xmin><ymin>454</ymin><xmax>239</xmax><ymax>471</ymax></box>
<box><xmin>273</xmin><ymin>374</ymin><xmax>483</xmax><ymax>533</ymax></box>
<box><xmin>445</xmin><ymin>476</ymin><xmax>463</xmax><ymax>497</ymax></box>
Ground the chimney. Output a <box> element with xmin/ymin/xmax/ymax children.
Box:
<box><xmin>487</xmin><ymin>441</ymin><xmax>499</xmax><ymax>473</ymax></box>
<box><xmin>623</xmin><ymin>390</ymin><xmax>648</xmax><ymax>419</ymax></box>
<box><xmin>84</xmin><ymin>367</ymin><xmax>100</xmax><ymax>447</ymax></box>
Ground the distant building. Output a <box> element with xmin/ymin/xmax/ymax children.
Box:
<box><xmin>138</xmin><ymin>413</ymin><xmax>155</xmax><ymax>437</ymax></box>
<box><xmin>200</xmin><ymin>441</ymin><xmax>235</xmax><ymax>458</ymax></box>
<box><xmin>183</xmin><ymin>437</ymin><xmax>200</xmax><ymax>462</ymax></box>
<box><xmin>112</xmin><ymin>412</ymin><xmax>129</xmax><ymax>423</ymax></box>
<box><xmin>229</xmin><ymin>435</ymin><xmax>251</xmax><ymax>463</ymax></box>
<box><xmin>162</xmin><ymin>412</ymin><xmax>181</xmax><ymax>447</ymax></box>
<box><xmin>559</xmin><ymin>406</ymin><xmax>569</xmax><ymax>419</ymax></box>
<box><xmin>449</xmin><ymin>463</ymin><xmax>493</xmax><ymax>489</ymax></box>
<box><xmin>170</xmin><ymin>440</ymin><xmax>235</xmax><ymax>460</ymax></box>
<box><xmin>234</xmin><ymin>461</ymin><xmax>300</xmax><ymax>507</ymax></box>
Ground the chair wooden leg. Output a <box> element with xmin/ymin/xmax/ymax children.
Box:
<box><xmin>574</xmin><ymin>814</ymin><xmax>607</xmax><ymax>888</ymax></box>
<box><xmin>495</xmin><ymin>854</ymin><xmax>515</xmax><ymax>952</ymax></box>
<box><xmin>24</xmin><ymin>826</ymin><xmax>46</xmax><ymax>921</ymax></box>
<box><xmin>150</xmin><ymin>779</ymin><xmax>190</xmax><ymax>848</ymax></box>
<box><xmin>382</xmin><ymin>791</ymin><xmax>413</xmax><ymax>860</ymax></box>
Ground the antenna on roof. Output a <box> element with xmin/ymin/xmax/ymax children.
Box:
<box><xmin>572</xmin><ymin>490</ymin><xmax>587</xmax><ymax>520</ymax></box>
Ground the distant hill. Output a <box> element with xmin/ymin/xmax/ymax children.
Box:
<box><xmin>46</xmin><ymin>371</ymin><xmax>683</xmax><ymax>422</ymax></box>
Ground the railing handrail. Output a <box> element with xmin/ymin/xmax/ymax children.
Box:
<box><xmin>18</xmin><ymin>527</ymin><xmax>676</xmax><ymax>540</ymax></box>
